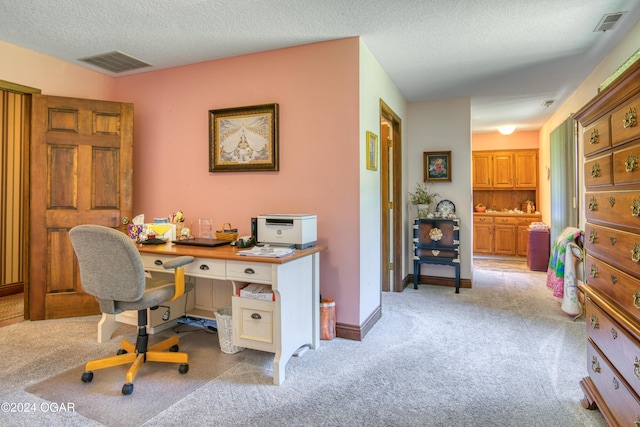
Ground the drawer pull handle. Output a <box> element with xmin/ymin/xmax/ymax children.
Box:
<box><xmin>626</xmin><ymin>153</ymin><xmax>639</xmax><ymax>172</ymax></box>
<box><xmin>590</xmin><ymin>264</ymin><xmax>599</xmax><ymax>278</ymax></box>
<box><xmin>154</xmin><ymin>260</ymin><xmax>163</xmax><ymax>266</ymax></box>
<box><xmin>199</xmin><ymin>264</ymin><xmax>209</xmax><ymax>271</ymax></box>
<box><xmin>611</xmin><ymin>275</ymin><xmax>617</xmax><ymax>284</ymax></box>
<box><xmin>589</xmin><ymin>128</ymin><xmax>599</xmax><ymax>145</ymax></box>
<box><xmin>632</xmin><ymin>243</ymin><xmax>640</xmax><ymax>263</ymax></box>
<box><xmin>609</xmin><ymin>196</ymin><xmax>616</xmax><ymax>207</ymax></box>
<box><xmin>610</xmin><ymin>236</ymin><xmax>616</xmax><ymax>246</ymax></box>
<box><xmin>624</xmin><ymin>107</ymin><xmax>637</xmax><ymax>128</ymax></box>
<box><xmin>589</xmin><ymin>230</ymin><xmax>597</xmax><ymax>244</ymax></box>
<box><xmin>611</xmin><ymin>328</ymin><xmax>617</xmax><ymax>339</ymax></box>
<box><xmin>634</xmin><ymin>291</ymin><xmax>640</xmax><ymax>310</ymax></box>
<box><xmin>590</xmin><ymin>314</ymin><xmax>599</xmax><ymax>330</ymax></box>
<box><xmin>591</xmin><ymin>356</ymin><xmax>600</xmax><ymax>373</ymax></box>
<box><xmin>588</xmin><ymin>197</ymin><xmax>598</xmax><ymax>212</ymax></box>
<box><xmin>244</xmin><ymin>268</ymin><xmax>255</xmax><ymax>274</ymax></box>
<box><xmin>635</xmin><ymin>357</ymin><xmax>640</xmax><ymax>379</ymax></box>
<box><xmin>251</xmin><ymin>313</ymin><xmax>262</xmax><ymax>320</ymax></box>
<box><xmin>590</xmin><ymin>163</ymin><xmax>601</xmax><ymax>178</ymax></box>
<box><xmin>612</xmin><ymin>377</ymin><xmax>619</xmax><ymax>390</ymax></box>
<box><xmin>633</xmin><ymin>198</ymin><xmax>640</xmax><ymax>217</ymax></box>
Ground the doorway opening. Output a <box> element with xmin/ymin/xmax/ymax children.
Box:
<box><xmin>380</xmin><ymin>100</ymin><xmax>403</xmax><ymax>292</ymax></box>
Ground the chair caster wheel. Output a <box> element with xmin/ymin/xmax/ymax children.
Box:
<box><xmin>169</xmin><ymin>345</ymin><xmax>179</xmax><ymax>352</ymax></box>
<box><xmin>179</xmin><ymin>363</ymin><xmax>189</xmax><ymax>374</ymax></box>
<box><xmin>81</xmin><ymin>371</ymin><xmax>93</xmax><ymax>383</ymax></box>
<box><xmin>122</xmin><ymin>383</ymin><xmax>134</xmax><ymax>395</ymax></box>
<box><xmin>117</xmin><ymin>349</ymin><xmax>127</xmax><ymax>355</ymax></box>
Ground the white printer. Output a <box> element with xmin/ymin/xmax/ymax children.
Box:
<box><xmin>257</xmin><ymin>214</ymin><xmax>317</xmax><ymax>249</ymax></box>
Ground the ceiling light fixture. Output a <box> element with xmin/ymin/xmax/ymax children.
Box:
<box><xmin>498</xmin><ymin>125</ymin><xmax>516</xmax><ymax>135</ymax></box>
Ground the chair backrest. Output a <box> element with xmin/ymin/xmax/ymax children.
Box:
<box><xmin>69</xmin><ymin>224</ymin><xmax>146</xmax><ymax>305</ymax></box>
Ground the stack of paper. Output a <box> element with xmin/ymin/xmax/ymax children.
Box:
<box><xmin>238</xmin><ymin>283</ymin><xmax>275</xmax><ymax>301</ymax></box>
<box><xmin>237</xmin><ymin>246</ymin><xmax>294</xmax><ymax>258</ymax></box>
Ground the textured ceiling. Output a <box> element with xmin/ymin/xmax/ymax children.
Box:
<box><xmin>1</xmin><ymin>0</ymin><xmax>639</xmax><ymax>132</ymax></box>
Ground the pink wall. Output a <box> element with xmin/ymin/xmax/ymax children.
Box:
<box><xmin>115</xmin><ymin>38</ymin><xmax>362</xmax><ymax>325</ymax></box>
<box><xmin>472</xmin><ymin>130</ymin><xmax>539</xmax><ymax>150</ymax></box>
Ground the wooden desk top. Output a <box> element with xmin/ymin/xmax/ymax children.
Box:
<box><xmin>137</xmin><ymin>242</ymin><xmax>327</xmax><ymax>264</ymax></box>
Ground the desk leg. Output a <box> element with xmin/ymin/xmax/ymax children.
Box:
<box><xmin>97</xmin><ymin>313</ymin><xmax>117</xmax><ymax>343</ymax></box>
<box><xmin>413</xmin><ymin>260</ymin><xmax>419</xmax><ymax>289</ymax></box>
<box><xmin>310</xmin><ymin>252</ymin><xmax>320</xmax><ymax>350</ymax></box>
<box><xmin>455</xmin><ymin>263</ymin><xmax>460</xmax><ymax>294</ymax></box>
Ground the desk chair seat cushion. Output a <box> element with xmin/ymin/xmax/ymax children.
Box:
<box><xmin>70</xmin><ymin>224</ymin><xmax>193</xmax><ymax>315</ymax></box>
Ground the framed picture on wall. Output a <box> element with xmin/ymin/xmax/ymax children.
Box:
<box><xmin>423</xmin><ymin>151</ymin><xmax>451</xmax><ymax>182</ymax></box>
<box><xmin>209</xmin><ymin>103</ymin><xmax>279</xmax><ymax>172</ymax></box>
<box><xmin>366</xmin><ymin>131</ymin><xmax>378</xmax><ymax>171</ymax></box>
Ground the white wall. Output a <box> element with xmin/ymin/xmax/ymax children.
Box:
<box><xmin>407</xmin><ymin>98</ymin><xmax>472</xmax><ymax>281</ymax></box>
<box><xmin>539</xmin><ymin>19</ymin><xmax>640</xmax><ymax>229</ymax></box>
<box><xmin>359</xmin><ymin>40</ymin><xmax>407</xmax><ymax>323</ymax></box>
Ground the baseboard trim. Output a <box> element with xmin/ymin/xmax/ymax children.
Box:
<box><xmin>0</xmin><ymin>282</ymin><xmax>24</xmax><ymax>297</ymax></box>
<box><xmin>336</xmin><ymin>304</ymin><xmax>382</xmax><ymax>341</ymax></box>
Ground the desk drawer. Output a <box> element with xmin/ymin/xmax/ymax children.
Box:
<box><xmin>185</xmin><ymin>258</ymin><xmax>225</xmax><ymax>279</ymax></box>
<box><xmin>140</xmin><ymin>254</ymin><xmax>175</xmax><ymax>272</ymax></box>
<box><xmin>232</xmin><ymin>296</ymin><xmax>275</xmax><ymax>352</ymax></box>
<box><xmin>226</xmin><ymin>260</ymin><xmax>272</xmax><ymax>283</ymax></box>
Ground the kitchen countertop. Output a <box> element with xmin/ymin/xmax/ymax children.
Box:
<box><xmin>474</xmin><ymin>211</ymin><xmax>541</xmax><ymax>216</ymax></box>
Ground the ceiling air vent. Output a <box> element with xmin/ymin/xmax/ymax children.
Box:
<box><xmin>78</xmin><ymin>51</ymin><xmax>151</xmax><ymax>73</ymax></box>
<box><xmin>593</xmin><ymin>11</ymin><xmax>626</xmax><ymax>32</ymax></box>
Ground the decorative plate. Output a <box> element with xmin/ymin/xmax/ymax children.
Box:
<box><xmin>436</xmin><ymin>199</ymin><xmax>456</xmax><ymax>216</ymax></box>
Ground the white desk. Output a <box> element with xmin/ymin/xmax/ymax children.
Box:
<box><xmin>98</xmin><ymin>243</ymin><xmax>326</xmax><ymax>385</ymax></box>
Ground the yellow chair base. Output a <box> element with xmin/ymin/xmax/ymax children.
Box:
<box><xmin>84</xmin><ymin>335</ymin><xmax>188</xmax><ymax>393</ymax></box>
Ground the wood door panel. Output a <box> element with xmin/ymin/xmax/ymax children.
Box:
<box><xmin>30</xmin><ymin>94</ymin><xmax>133</xmax><ymax>320</ymax></box>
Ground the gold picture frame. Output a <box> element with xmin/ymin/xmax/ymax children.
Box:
<box><xmin>209</xmin><ymin>103</ymin><xmax>279</xmax><ymax>172</ymax></box>
<box><xmin>366</xmin><ymin>131</ymin><xmax>378</xmax><ymax>171</ymax></box>
<box><xmin>424</xmin><ymin>151</ymin><xmax>452</xmax><ymax>182</ymax></box>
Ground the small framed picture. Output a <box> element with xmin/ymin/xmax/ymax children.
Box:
<box><xmin>366</xmin><ymin>131</ymin><xmax>378</xmax><ymax>171</ymax></box>
<box><xmin>424</xmin><ymin>151</ymin><xmax>451</xmax><ymax>182</ymax></box>
<box><xmin>209</xmin><ymin>103</ymin><xmax>278</xmax><ymax>172</ymax></box>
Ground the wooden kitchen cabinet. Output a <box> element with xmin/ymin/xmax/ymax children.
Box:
<box><xmin>472</xmin><ymin>149</ymin><xmax>538</xmax><ymax>190</ymax></box>
<box><xmin>472</xmin><ymin>152</ymin><xmax>493</xmax><ymax>188</ymax></box>
<box><xmin>514</xmin><ymin>151</ymin><xmax>538</xmax><ymax>188</ymax></box>
<box><xmin>493</xmin><ymin>152</ymin><xmax>514</xmax><ymax>188</ymax></box>
<box><xmin>493</xmin><ymin>216</ymin><xmax>517</xmax><ymax>255</ymax></box>
<box><xmin>473</xmin><ymin>214</ymin><xmax>541</xmax><ymax>257</ymax></box>
<box><xmin>473</xmin><ymin>216</ymin><xmax>493</xmax><ymax>254</ymax></box>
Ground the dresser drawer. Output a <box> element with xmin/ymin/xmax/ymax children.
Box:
<box><xmin>613</xmin><ymin>141</ymin><xmax>640</xmax><ymax>185</ymax></box>
<box><xmin>232</xmin><ymin>296</ymin><xmax>275</xmax><ymax>352</ymax></box>
<box><xmin>585</xmin><ymin>191</ymin><xmax>640</xmax><ymax>233</ymax></box>
<box><xmin>226</xmin><ymin>260</ymin><xmax>272</xmax><ymax>284</ymax></box>
<box><xmin>586</xmin><ymin>299</ymin><xmax>640</xmax><ymax>397</ymax></box>
<box><xmin>587</xmin><ymin>340</ymin><xmax>640</xmax><ymax>426</ymax></box>
<box><xmin>584</xmin><ymin>154</ymin><xmax>613</xmax><ymax>188</ymax></box>
<box><xmin>493</xmin><ymin>216</ymin><xmax>518</xmax><ymax>225</ymax></box>
<box><xmin>585</xmin><ymin>223</ymin><xmax>640</xmax><ymax>281</ymax></box>
<box><xmin>583</xmin><ymin>116</ymin><xmax>611</xmax><ymax>157</ymax></box>
<box><xmin>585</xmin><ymin>254</ymin><xmax>640</xmax><ymax>323</ymax></box>
<box><xmin>611</xmin><ymin>94</ymin><xmax>640</xmax><ymax>146</ymax></box>
<box><xmin>473</xmin><ymin>215</ymin><xmax>493</xmax><ymax>224</ymax></box>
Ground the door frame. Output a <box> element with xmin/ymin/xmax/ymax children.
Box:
<box><xmin>380</xmin><ymin>100</ymin><xmax>403</xmax><ymax>292</ymax></box>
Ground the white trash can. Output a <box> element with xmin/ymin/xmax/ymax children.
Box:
<box><xmin>214</xmin><ymin>307</ymin><xmax>244</xmax><ymax>354</ymax></box>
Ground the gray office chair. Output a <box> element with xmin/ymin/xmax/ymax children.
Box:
<box><xmin>69</xmin><ymin>224</ymin><xmax>195</xmax><ymax>395</ymax></box>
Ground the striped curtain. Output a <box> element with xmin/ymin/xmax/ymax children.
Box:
<box><xmin>549</xmin><ymin>115</ymin><xmax>578</xmax><ymax>246</ymax></box>
<box><xmin>1</xmin><ymin>90</ymin><xmax>29</xmax><ymax>293</ymax></box>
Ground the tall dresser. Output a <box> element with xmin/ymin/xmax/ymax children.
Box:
<box><xmin>574</xmin><ymin>60</ymin><xmax>640</xmax><ymax>425</ymax></box>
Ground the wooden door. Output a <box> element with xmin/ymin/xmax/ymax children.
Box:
<box><xmin>472</xmin><ymin>153</ymin><xmax>492</xmax><ymax>188</ymax></box>
<box><xmin>514</xmin><ymin>151</ymin><xmax>538</xmax><ymax>188</ymax></box>
<box><xmin>493</xmin><ymin>153</ymin><xmax>513</xmax><ymax>188</ymax></box>
<box><xmin>473</xmin><ymin>223</ymin><xmax>493</xmax><ymax>254</ymax></box>
<box><xmin>29</xmin><ymin>95</ymin><xmax>133</xmax><ymax>320</ymax></box>
<box><xmin>494</xmin><ymin>225</ymin><xmax>516</xmax><ymax>255</ymax></box>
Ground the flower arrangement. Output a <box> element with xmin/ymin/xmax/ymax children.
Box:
<box><xmin>409</xmin><ymin>182</ymin><xmax>440</xmax><ymax>205</ymax></box>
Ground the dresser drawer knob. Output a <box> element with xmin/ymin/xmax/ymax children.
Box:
<box><xmin>591</xmin><ymin>356</ymin><xmax>601</xmax><ymax>373</ymax></box>
<box><xmin>199</xmin><ymin>264</ymin><xmax>209</xmax><ymax>271</ymax></box>
<box><xmin>590</xmin><ymin>264</ymin><xmax>599</xmax><ymax>278</ymax></box>
<box><xmin>633</xmin><ymin>198</ymin><xmax>640</xmax><ymax>217</ymax></box>
<box><xmin>633</xmin><ymin>244</ymin><xmax>640</xmax><ymax>263</ymax></box>
<box><xmin>244</xmin><ymin>268</ymin><xmax>255</xmax><ymax>274</ymax></box>
<box><xmin>588</xmin><ymin>197</ymin><xmax>598</xmax><ymax>212</ymax></box>
<box><xmin>589</xmin><ymin>230</ymin><xmax>598</xmax><ymax>244</ymax></box>
<box><xmin>624</xmin><ymin>106</ymin><xmax>637</xmax><ymax>128</ymax></box>
<box><xmin>612</xmin><ymin>377</ymin><xmax>619</xmax><ymax>390</ymax></box>
<box><xmin>611</xmin><ymin>328</ymin><xmax>617</xmax><ymax>340</ymax></box>
<box><xmin>611</xmin><ymin>275</ymin><xmax>617</xmax><ymax>284</ymax></box>
<box><xmin>635</xmin><ymin>416</ymin><xmax>640</xmax><ymax>427</ymax></box>
<box><xmin>251</xmin><ymin>313</ymin><xmax>262</xmax><ymax>320</ymax></box>
<box><xmin>626</xmin><ymin>153</ymin><xmax>639</xmax><ymax>172</ymax></box>
<box><xmin>589</xmin><ymin>128</ymin><xmax>599</xmax><ymax>145</ymax></box>
<box><xmin>610</xmin><ymin>236</ymin><xmax>616</xmax><ymax>246</ymax></box>
<box><xmin>154</xmin><ymin>259</ymin><xmax>163</xmax><ymax>266</ymax></box>
<box><xmin>609</xmin><ymin>196</ymin><xmax>616</xmax><ymax>207</ymax></box>
<box><xmin>590</xmin><ymin>314</ymin><xmax>599</xmax><ymax>330</ymax></box>
<box><xmin>634</xmin><ymin>291</ymin><xmax>640</xmax><ymax>310</ymax></box>
<box><xmin>635</xmin><ymin>357</ymin><xmax>640</xmax><ymax>380</ymax></box>
<box><xmin>590</xmin><ymin>163</ymin><xmax>601</xmax><ymax>178</ymax></box>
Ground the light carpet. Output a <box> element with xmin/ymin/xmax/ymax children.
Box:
<box><xmin>0</xmin><ymin>293</ymin><xmax>23</xmax><ymax>322</ymax></box>
<box><xmin>3</xmin><ymin>265</ymin><xmax>606</xmax><ymax>426</ymax></box>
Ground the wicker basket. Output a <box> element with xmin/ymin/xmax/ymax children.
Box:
<box><xmin>214</xmin><ymin>307</ymin><xmax>244</xmax><ymax>354</ymax></box>
<box><xmin>215</xmin><ymin>223</ymin><xmax>238</xmax><ymax>241</ymax></box>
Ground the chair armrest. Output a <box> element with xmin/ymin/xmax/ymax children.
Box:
<box><xmin>161</xmin><ymin>256</ymin><xmax>194</xmax><ymax>302</ymax></box>
<box><xmin>162</xmin><ymin>256</ymin><xmax>195</xmax><ymax>270</ymax></box>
